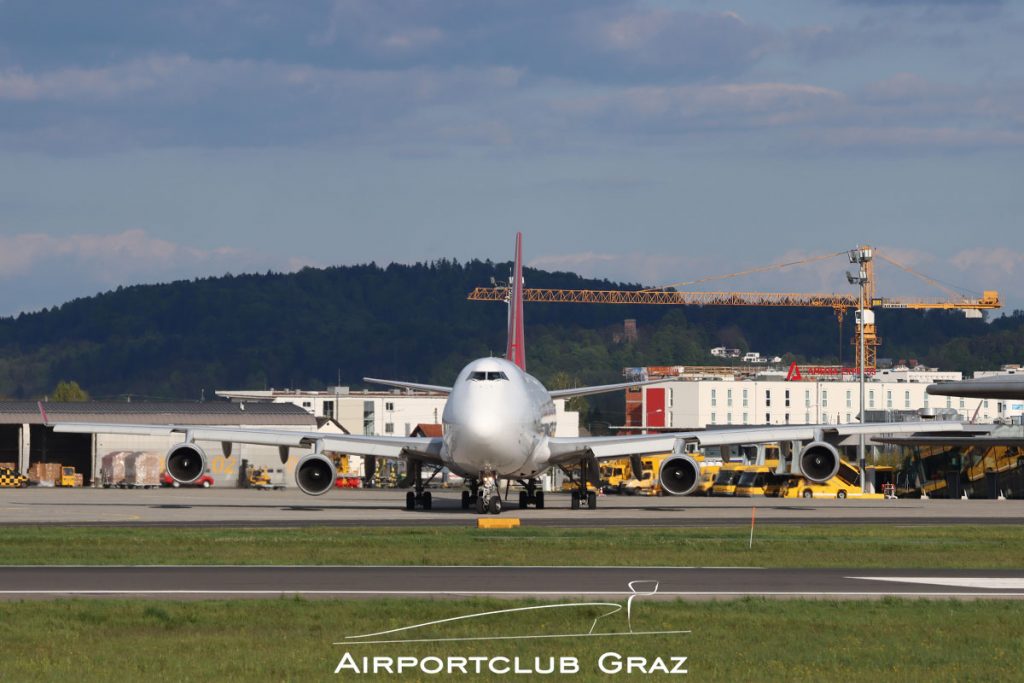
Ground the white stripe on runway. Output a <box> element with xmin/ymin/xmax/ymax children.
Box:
<box><xmin>1</xmin><ymin>589</ymin><xmax>1024</xmax><ymax>597</ymax></box>
<box><xmin>850</xmin><ymin>577</ymin><xmax>1024</xmax><ymax>590</ymax></box>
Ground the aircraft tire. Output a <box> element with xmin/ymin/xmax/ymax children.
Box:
<box><xmin>405</xmin><ymin>491</ymin><xmax>416</xmax><ymax>510</ymax></box>
<box><xmin>461</xmin><ymin>491</ymin><xmax>471</xmax><ymax>509</ymax></box>
<box><xmin>802</xmin><ymin>489</ymin><xmax>813</xmax><ymax>499</ymax></box>
<box><xmin>518</xmin><ymin>491</ymin><xmax>528</xmax><ymax>509</ymax></box>
<box><xmin>534</xmin><ymin>491</ymin><xmax>545</xmax><ymax>509</ymax></box>
<box><xmin>422</xmin><ymin>491</ymin><xmax>432</xmax><ymax>510</ymax></box>
<box><xmin>475</xmin><ymin>495</ymin><xmax>487</xmax><ymax>514</ymax></box>
<box><xmin>587</xmin><ymin>491</ymin><xmax>598</xmax><ymax>510</ymax></box>
<box><xmin>570</xmin><ymin>491</ymin><xmax>581</xmax><ymax>509</ymax></box>
<box><xmin>489</xmin><ymin>495</ymin><xmax>503</xmax><ymax>515</ymax></box>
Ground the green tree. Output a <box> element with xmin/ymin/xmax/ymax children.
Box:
<box><xmin>51</xmin><ymin>380</ymin><xmax>89</xmax><ymax>402</ymax></box>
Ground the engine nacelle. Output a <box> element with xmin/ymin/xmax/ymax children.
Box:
<box><xmin>658</xmin><ymin>455</ymin><xmax>701</xmax><ymax>496</ymax></box>
<box><xmin>165</xmin><ymin>443</ymin><xmax>208</xmax><ymax>485</ymax></box>
<box><xmin>295</xmin><ymin>453</ymin><xmax>337</xmax><ymax>496</ymax></box>
<box><xmin>798</xmin><ymin>441</ymin><xmax>841</xmax><ymax>483</ymax></box>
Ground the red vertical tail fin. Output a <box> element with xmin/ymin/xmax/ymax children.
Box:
<box><xmin>505</xmin><ymin>232</ymin><xmax>526</xmax><ymax>370</ymax></box>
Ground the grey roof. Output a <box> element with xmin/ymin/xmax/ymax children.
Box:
<box><xmin>0</xmin><ymin>401</ymin><xmax>316</xmax><ymax>426</ymax></box>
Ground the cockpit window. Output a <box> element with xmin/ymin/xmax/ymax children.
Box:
<box><xmin>469</xmin><ymin>371</ymin><xmax>509</xmax><ymax>381</ymax></box>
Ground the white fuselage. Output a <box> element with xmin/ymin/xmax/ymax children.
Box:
<box><xmin>440</xmin><ymin>357</ymin><xmax>556</xmax><ymax>479</ymax></box>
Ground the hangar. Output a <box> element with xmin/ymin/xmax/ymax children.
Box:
<box><xmin>0</xmin><ymin>401</ymin><xmax>340</xmax><ymax>486</ymax></box>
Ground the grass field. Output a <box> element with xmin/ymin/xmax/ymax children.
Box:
<box><xmin>1</xmin><ymin>524</ymin><xmax>1022</xmax><ymax>568</ymax></box>
<box><xmin>0</xmin><ymin>597</ymin><xmax>1021</xmax><ymax>681</ymax></box>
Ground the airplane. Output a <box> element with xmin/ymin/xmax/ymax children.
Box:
<box><xmin>50</xmin><ymin>233</ymin><xmax>968</xmax><ymax>513</ymax></box>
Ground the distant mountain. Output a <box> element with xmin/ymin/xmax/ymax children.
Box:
<box><xmin>0</xmin><ymin>260</ymin><xmax>1018</xmax><ymax>405</ymax></box>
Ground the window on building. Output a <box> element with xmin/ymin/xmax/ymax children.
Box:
<box><xmin>785</xmin><ymin>413</ymin><xmax>790</xmax><ymax>424</ymax></box>
<box><xmin>785</xmin><ymin>390</ymin><xmax>790</xmax><ymax>407</ymax></box>
<box><xmin>960</xmin><ymin>398</ymin><xmax>965</xmax><ymax>408</ymax></box>
<box><xmin>727</xmin><ymin>389</ymin><xmax>733</xmax><ymax>407</ymax></box>
<box><xmin>846</xmin><ymin>390</ymin><xmax>852</xmax><ymax>408</ymax></box>
<box><xmin>743</xmin><ymin>412</ymin><xmax>748</xmax><ymax>424</ymax></box>
<box><xmin>711</xmin><ymin>389</ymin><xmax>717</xmax><ymax>407</ymax></box>
<box><xmin>363</xmin><ymin>400</ymin><xmax>375</xmax><ymax>436</ymax></box>
<box><xmin>846</xmin><ymin>413</ymin><xmax>851</xmax><ymax>423</ymax></box>
<box><xmin>946</xmin><ymin>397</ymin><xmax>951</xmax><ymax>408</ymax></box>
<box><xmin>385</xmin><ymin>423</ymin><xmax>395</xmax><ymax>434</ymax></box>
<box><xmin>727</xmin><ymin>413</ymin><xmax>733</xmax><ymax>424</ymax></box>
<box><xmin>869</xmin><ymin>390</ymin><xmax>875</xmax><ymax>408</ymax></box>
<box><xmin>805</xmin><ymin>412</ymin><xmax>810</xmax><ymax>423</ymax></box>
<box><xmin>710</xmin><ymin>413</ymin><xmax>716</xmax><ymax>425</ymax></box>
<box><xmin>302</xmin><ymin>401</ymin><xmax>311</xmax><ymax>408</ymax></box>
<box><xmin>887</xmin><ymin>391</ymin><xmax>892</xmax><ymax>409</ymax></box>
<box><xmin>766</xmin><ymin>390</ymin><xmax>771</xmax><ymax>407</ymax></box>
<box><xmin>904</xmin><ymin>391</ymin><xmax>910</xmax><ymax>409</ymax></box>
<box><xmin>323</xmin><ymin>400</ymin><xmax>334</xmax><ymax>419</ymax></box>
<box><xmin>804</xmin><ymin>390</ymin><xmax>810</xmax><ymax>408</ymax></box>
<box><xmin>822</xmin><ymin>390</ymin><xmax>828</xmax><ymax>408</ymax></box>
<box><xmin>385</xmin><ymin>402</ymin><xmax>394</xmax><ymax>411</ymax></box>
<box><xmin>742</xmin><ymin>389</ymin><xmax>748</xmax><ymax>407</ymax></box>
<box><xmin>765</xmin><ymin>412</ymin><xmax>771</xmax><ymax>423</ymax></box>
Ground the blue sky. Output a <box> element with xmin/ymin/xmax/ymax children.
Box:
<box><xmin>0</xmin><ymin>0</ymin><xmax>1021</xmax><ymax>315</ymax></box>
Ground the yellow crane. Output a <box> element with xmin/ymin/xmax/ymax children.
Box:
<box><xmin>467</xmin><ymin>247</ymin><xmax>1001</xmax><ymax>370</ymax></box>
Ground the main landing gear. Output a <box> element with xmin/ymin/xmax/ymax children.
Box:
<box><xmin>403</xmin><ymin>461</ymin><xmax>441</xmax><ymax>511</ymax></box>
<box><xmin>517</xmin><ymin>478</ymin><xmax>545</xmax><ymax>510</ymax></box>
<box><xmin>562</xmin><ymin>463</ymin><xmax>598</xmax><ymax>510</ymax></box>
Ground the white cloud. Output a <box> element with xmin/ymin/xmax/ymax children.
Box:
<box><xmin>0</xmin><ymin>229</ymin><xmax>244</xmax><ymax>280</ymax></box>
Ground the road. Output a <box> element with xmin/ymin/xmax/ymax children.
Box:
<box><xmin>2</xmin><ymin>487</ymin><xmax>1022</xmax><ymax>527</ymax></box>
<box><xmin>1</xmin><ymin>566</ymin><xmax>1022</xmax><ymax>600</ymax></box>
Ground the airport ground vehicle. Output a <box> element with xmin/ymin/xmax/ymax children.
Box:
<box><xmin>246</xmin><ymin>465</ymin><xmax>285</xmax><ymax>490</ymax></box>
<box><xmin>767</xmin><ymin>475</ymin><xmax>858</xmax><ymax>499</ymax></box>
<box><xmin>734</xmin><ymin>463</ymin><xmax>784</xmax><ymax>497</ymax></box>
<box><xmin>57</xmin><ymin>466</ymin><xmax>82</xmax><ymax>487</ymax></box>
<box><xmin>711</xmin><ymin>463</ymin><xmax>745</xmax><ymax>496</ymax></box>
<box><xmin>0</xmin><ymin>467</ymin><xmax>28</xmax><ymax>488</ymax></box>
<box><xmin>160</xmin><ymin>472</ymin><xmax>213</xmax><ymax>488</ymax></box>
<box><xmin>599</xmin><ymin>460</ymin><xmax>631</xmax><ymax>493</ymax></box>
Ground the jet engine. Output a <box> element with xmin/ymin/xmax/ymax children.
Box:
<box><xmin>798</xmin><ymin>441</ymin><xmax>841</xmax><ymax>483</ymax></box>
<box><xmin>295</xmin><ymin>453</ymin><xmax>337</xmax><ymax>496</ymax></box>
<box><xmin>657</xmin><ymin>454</ymin><xmax>701</xmax><ymax>496</ymax></box>
<box><xmin>165</xmin><ymin>443</ymin><xmax>208</xmax><ymax>485</ymax></box>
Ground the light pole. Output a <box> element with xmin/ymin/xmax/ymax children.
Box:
<box><xmin>847</xmin><ymin>246</ymin><xmax>873</xmax><ymax>493</ymax></box>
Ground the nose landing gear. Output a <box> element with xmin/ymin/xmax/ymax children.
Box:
<box><xmin>472</xmin><ymin>472</ymin><xmax>503</xmax><ymax>514</ymax></box>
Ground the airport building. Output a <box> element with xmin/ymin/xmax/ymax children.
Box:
<box><xmin>626</xmin><ymin>366</ymin><xmax>1022</xmax><ymax>431</ymax></box>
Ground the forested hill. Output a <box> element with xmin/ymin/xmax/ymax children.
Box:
<box><xmin>0</xmin><ymin>259</ymin><xmax>1021</xmax><ymax>401</ymax></box>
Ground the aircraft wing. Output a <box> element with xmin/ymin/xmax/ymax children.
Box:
<box><xmin>548</xmin><ymin>379</ymin><xmax>665</xmax><ymax>399</ymax></box>
<box><xmin>363</xmin><ymin>378</ymin><xmax>452</xmax><ymax>394</ymax></box>
<box><xmin>545</xmin><ymin>420</ymin><xmax>969</xmax><ymax>465</ymax></box>
<box><xmin>50</xmin><ymin>423</ymin><xmax>444</xmax><ymax>462</ymax></box>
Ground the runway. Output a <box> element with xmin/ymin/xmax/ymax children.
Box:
<box><xmin>1</xmin><ymin>566</ymin><xmax>1023</xmax><ymax>600</ymax></box>
<box><xmin>2</xmin><ymin>487</ymin><xmax>1022</xmax><ymax>527</ymax></box>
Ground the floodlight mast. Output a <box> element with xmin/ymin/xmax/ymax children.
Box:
<box><xmin>847</xmin><ymin>247</ymin><xmax>873</xmax><ymax>493</ymax></box>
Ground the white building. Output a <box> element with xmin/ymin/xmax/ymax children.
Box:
<box><xmin>216</xmin><ymin>387</ymin><xmax>581</xmax><ymax>438</ymax></box>
<box><xmin>637</xmin><ymin>370</ymin><xmax>1015</xmax><ymax>430</ymax></box>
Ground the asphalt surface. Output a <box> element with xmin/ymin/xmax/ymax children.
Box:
<box><xmin>3</xmin><ymin>487</ymin><xmax>1024</xmax><ymax>527</ymax></box>
<box><xmin>1</xmin><ymin>566</ymin><xmax>1023</xmax><ymax>600</ymax></box>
